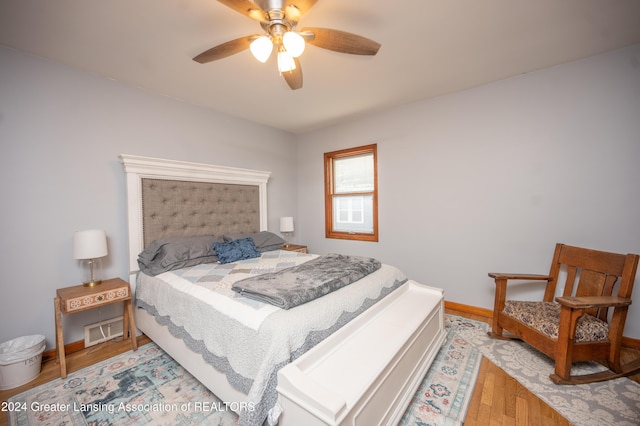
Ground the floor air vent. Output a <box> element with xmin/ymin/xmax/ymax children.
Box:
<box><xmin>84</xmin><ymin>316</ymin><xmax>124</xmax><ymax>347</ymax></box>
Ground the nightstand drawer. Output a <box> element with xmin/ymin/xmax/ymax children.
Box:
<box><xmin>282</xmin><ymin>244</ymin><xmax>308</xmax><ymax>253</ymax></box>
<box><xmin>62</xmin><ymin>287</ymin><xmax>129</xmax><ymax>313</ymax></box>
<box><xmin>56</xmin><ymin>278</ymin><xmax>131</xmax><ymax>314</ymax></box>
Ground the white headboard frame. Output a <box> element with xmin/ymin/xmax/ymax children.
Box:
<box><xmin>120</xmin><ymin>154</ymin><xmax>271</xmax><ymax>282</ymax></box>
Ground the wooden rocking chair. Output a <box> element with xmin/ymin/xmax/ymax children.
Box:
<box><xmin>488</xmin><ymin>243</ymin><xmax>640</xmax><ymax>384</ymax></box>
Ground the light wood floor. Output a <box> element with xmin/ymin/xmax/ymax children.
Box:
<box><xmin>1</xmin><ymin>313</ymin><xmax>638</xmax><ymax>426</ymax></box>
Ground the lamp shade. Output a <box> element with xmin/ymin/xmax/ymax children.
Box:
<box><xmin>73</xmin><ymin>229</ymin><xmax>108</xmax><ymax>260</ymax></box>
<box><xmin>280</xmin><ymin>217</ymin><xmax>294</xmax><ymax>233</ymax></box>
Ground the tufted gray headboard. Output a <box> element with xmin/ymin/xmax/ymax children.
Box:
<box><xmin>120</xmin><ymin>154</ymin><xmax>271</xmax><ymax>284</ymax></box>
<box><xmin>141</xmin><ymin>178</ymin><xmax>260</xmax><ymax>247</ymax></box>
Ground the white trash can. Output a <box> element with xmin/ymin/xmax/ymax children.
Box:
<box><xmin>0</xmin><ymin>335</ymin><xmax>46</xmax><ymax>390</ymax></box>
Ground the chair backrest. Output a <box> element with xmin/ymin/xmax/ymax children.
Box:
<box><xmin>543</xmin><ymin>244</ymin><xmax>639</xmax><ymax>321</ymax></box>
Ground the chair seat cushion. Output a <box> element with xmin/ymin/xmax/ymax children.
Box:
<box><xmin>503</xmin><ymin>301</ymin><xmax>609</xmax><ymax>343</ymax></box>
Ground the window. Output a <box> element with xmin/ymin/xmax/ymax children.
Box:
<box><xmin>324</xmin><ymin>144</ymin><xmax>378</xmax><ymax>241</ymax></box>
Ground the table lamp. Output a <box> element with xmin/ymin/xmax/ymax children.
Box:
<box><xmin>74</xmin><ymin>229</ymin><xmax>108</xmax><ymax>286</ymax></box>
<box><xmin>280</xmin><ymin>217</ymin><xmax>294</xmax><ymax>248</ymax></box>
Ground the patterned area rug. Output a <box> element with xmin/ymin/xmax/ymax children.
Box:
<box><xmin>451</xmin><ymin>316</ymin><xmax>640</xmax><ymax>426</ymax></box>
<box><xmin>400</xmin><ymin>316</ymin><xmax>482</xmax><ymax>425</ymax></box>
<box><xmin>8</xmin><ymin>315</ymin><xmax>482</xmax><ymax>426</ymax></box>
<box><xmin>8</xmin><ymin>344</ymin><xmax>236</xmax><ymax>426</ymax></box>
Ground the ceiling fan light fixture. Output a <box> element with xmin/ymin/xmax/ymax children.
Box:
<box><xmin>282</xmin><ymin>31</ymin><xmax>305</xmax><ymax>57</ymax></box>
<box><xmin>249</xmin><ymin>35</ymin><xmax>273</xmax><ymax>63</ymax></box>
<box><xmin>277</xmin><ymin>50</ymin><xmax>296</xmax><ymax>73</ymax></box>
<box><xmin>196</xmin><ymin>1</ymin><xmax>381</xmax><ymax>91</ymax></box>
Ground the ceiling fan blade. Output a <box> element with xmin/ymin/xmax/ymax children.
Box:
<box><xmin>193</xmin><ymin>35</ymin><xmax>255</xmax><ymax>63</ymax></box>
<box><xmin>283</xmin><ymin>0</ymin><xmax>318</xmax><ymax>22</ymax></box>
<box><xmin>282</xmin><ymin>58</ymin><xmax>303</xmax><ymax>90</ymax></box>
<box><xmin>301</xmin><ymin>27</ymin><xmax>381</xmax><ymax>55</ymax></box>
<box><xmin>217</xmin><ymin>0</ymin><xmax>267</xmax><ymax>22</ymax></box>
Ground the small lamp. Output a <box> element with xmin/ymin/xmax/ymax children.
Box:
<box><xmin>74</xmin><ymin>229</ymin><xmax>108</xmax><ymax>287</ymax></box>
<box><xmin>280</xmin><ymin>217</ymin><xmax>294</xmax><ymax>248</ymax></box>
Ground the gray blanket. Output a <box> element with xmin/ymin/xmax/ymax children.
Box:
<box><xmin>231</xmin><ymin>253</ymin><xmax>381</xmax><ymax>309</ymax></box>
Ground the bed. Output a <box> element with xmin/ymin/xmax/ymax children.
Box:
<box><xmin>120</xmin><ymin>154</ymin><xmax>445</xmax><ymax>426</ymax></box>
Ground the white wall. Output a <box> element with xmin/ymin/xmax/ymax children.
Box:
<box><xmin>0</xmin><ymin>46</ymin><xmax>298</xmax><ymax>349</ymax></box>
<box><xmin>296</xmin><ymin>44</ymin><xmax>640</xmax><ymax>339</ymax></box>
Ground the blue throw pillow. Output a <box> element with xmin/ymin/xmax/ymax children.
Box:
<box><xmin>213</xmin><ymin>238</ymin><xmax>261</xmax><ymax>264</ymax></box>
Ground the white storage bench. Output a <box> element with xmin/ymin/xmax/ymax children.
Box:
<box><xmin>277</xmin><ymin>280</ymin><xmax>446</xmax><ymax>426</ymax></box>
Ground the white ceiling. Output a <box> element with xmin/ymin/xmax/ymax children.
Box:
<box><xmin>2</xmin><ymin>0</ymin><xmax>640</xmax><ymax>134</ymax></box>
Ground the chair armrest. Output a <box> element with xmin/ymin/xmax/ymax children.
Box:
<box><xmin>488</xmin><ymin>273</ymin><xmax>551</xmax><ymax>281</ymax></box>
<box><xmin>556</xmin><ymin>296</ymin><xmax>632</xmax><ymax>309</ymax></box>
<box><xmin>489</xmin><ymin>273</ymin><xmax>555</xmax><ymax>321</ymax></box>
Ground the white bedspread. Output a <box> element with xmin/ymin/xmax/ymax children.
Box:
<box><xmin>135</xmin><ymin>250</ymin><xmax>407</xmax><ymax>426</ymax></box>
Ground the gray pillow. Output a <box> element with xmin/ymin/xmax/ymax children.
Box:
<box><xmin>138</xmin><ymin>235</ymin><xmax>223</xmax><ymax>276</ymax></box>
<box><xmin>223</xmin><ymin>231</ymin><xmax>286</xmax><ymax>252</ymax></box>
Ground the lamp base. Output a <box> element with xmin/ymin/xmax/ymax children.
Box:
<box><xmin>83</xmin><ymin>279</ymin><xmax>103</xmax><ymax>287</ymax></box>
<box><xmin>282</xmin><ymin>231</ymin><xmax>291</xmax><ymax>248</ymax></box>
<box><xmin>80</xmin><ymin>258</ymin><xmax>104</xmax><ymax>287</ymax></box>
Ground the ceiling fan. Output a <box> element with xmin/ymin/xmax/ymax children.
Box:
<box><xmin>193</xmin><ymin>0</ymin><xmax>381</xmax><ymax>90</ymax></box>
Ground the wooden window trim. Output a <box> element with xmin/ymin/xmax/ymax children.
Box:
<box><xmin>324</xmin><ymin>144</ymin><xmax>378</xmax><ymax>242</ymax></box>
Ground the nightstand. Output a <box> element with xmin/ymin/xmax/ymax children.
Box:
<box><xmin>54</xmin><ymin>278</ymin><xmax>137</xmax><ymax>378</ymax></box>
<box><xmin>281</xmin><ymin>244</ymin><xmax>308</xmax><ymax>253</ymax></box>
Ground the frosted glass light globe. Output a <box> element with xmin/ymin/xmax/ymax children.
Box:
<box><xmin>277</xmin><ymin>50</ymin><xmax>296</xmax><ymax>73</ymax></box>
<box><xmin>282</xmin><ymin>31</ymin><xmax>305</xmax><ymax>58</ymax></box>
<box><xmin>250</xmin><ymin>36</ymin><xmax>273</xmax><ymax>63</ymax></box>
